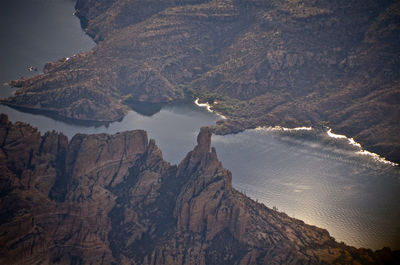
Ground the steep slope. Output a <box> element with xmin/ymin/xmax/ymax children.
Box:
<box><xmin>0</xmin><ymin>115</ymin><xmax>398</xmax><ymax>264</ymax></box>
<box><xmin>1</xmin><ymin>0</ymin><xmax>399</xmax><ymax>162</ymax></box>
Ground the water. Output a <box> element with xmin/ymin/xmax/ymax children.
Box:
<box><xmin>0</xmin><ymin>103</ymin><xmax>219</xmax><ymax>163</ymax></box>
<box><xmin>1</xmin><ymin>0</ymin><xmax>399</xmax><ymax>250</ymax></box>
<box><xmin>0</xmin><ymin>0</ymin><xmax>219</xmax><ymax>164</ymax></box>
<box><xmin>212</xmin><ymin>129</ymin><xmax>400</xmax><ymax>249</ymax></box>
<box><xmin>0</xmin><ymin>0</ymin><xmax>95</xmax><ymax>95</ymax></box>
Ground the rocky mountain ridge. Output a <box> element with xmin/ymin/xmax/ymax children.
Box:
<box><xmin>0</xmin><ymin>114</ymin><xmax>398</xmax><ymax>264</ymax></box>
<box><xmin>1</xmin><ymin>0</ymin><xmax>399</xmax><ymax>162</ymax></box>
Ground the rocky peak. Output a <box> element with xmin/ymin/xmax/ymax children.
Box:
<box><xmin>1</xmin><ymin>117</ymin><xmax>399</xmax><ymax>265</ymax></box>
<box><xmin>178</xmin><ymin>127</ymin><xmax>221</xmax><ymax>174</ymax></box>
<box><xmin>174</xmin><ymin>127</ymin><xmax>234</xmax><ymax>235</ymax></box>
<box><xmin>195</xmin><ymin>126</ymin><xmax>212</xmax><ymax>154</ymax></box>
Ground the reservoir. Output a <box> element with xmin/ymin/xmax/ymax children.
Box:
<box><xmin>1</xmin><ymin>0</ymin><xmax>399</xmax><ymax>250</ymax></box>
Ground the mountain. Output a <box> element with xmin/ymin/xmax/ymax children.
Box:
<box><xmin>0</xmin><ymin>114</ymin><xmax>398</xmax><ymax>264</ymax></box>
<box><xmin>1</xmin><ymin>0</ymin><xmax>399</xmax><ymax>163</ymax></box>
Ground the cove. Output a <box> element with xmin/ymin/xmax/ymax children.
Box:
<box><xmin>0</xmin><ymin>0</ymin><xmax>399</xmax><ymax>251</ymax></box>
<box><xmin>0</xmin><ymin>0</ymin><xmax>218</xmax><ymax>164</ymax></box>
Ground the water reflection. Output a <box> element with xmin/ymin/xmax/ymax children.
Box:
<box><xmin>125</xmin><ymin>101</ymin><xmax>165</xmax><ymax>116</ymax></box>
<box><xmin>0</xmin><ymin>0</ymin><xmax>399</xmax><ymax>251</ymax></box>
<box><xmin>0</xmin><ymin>102</ymin><xmax>219</xmax><ymax>164</ymax></box>
<box><xmin>0</xmin><ymin>0</ymin><xmax>95</xmax><ymax>92</ymax></box>
<box><xmin>212</xmin><ymin>129</ymin><xmax>400</xmax><ymax>250</ymax></box>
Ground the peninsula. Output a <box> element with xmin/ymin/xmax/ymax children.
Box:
<box><xmin>1</xmin><ymin>0</ymin><xmax>399</xmax><ymax>163</ymax></box>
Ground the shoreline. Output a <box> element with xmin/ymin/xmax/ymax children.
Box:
<box><xmin>3</xmin><ymin>96</ymin><xmax>398</xmax><ymax>167</ymax></box>
<box><xmin>326</xmin><ymin>128</ymin><xmax>399</xmax><ymax>167</ymax></box>
<box><xmin>256</xmin><ymin>125</ymin><xmax>399</xmax><ymax>167</ymax></box>
<box><xmin>194</xmin><ymin>98</ymin><xmax>227</xmax><ymax>119</ymax></box>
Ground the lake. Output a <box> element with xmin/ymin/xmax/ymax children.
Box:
<box><xmin>1</xmin><ymin>0</ymin><xmax>399</xmax><ymax>250</ymax></box>
<box><xmin>213</xmin><ymin>128</ymin><xmax>400</xmax><ymax>249</ymax></box>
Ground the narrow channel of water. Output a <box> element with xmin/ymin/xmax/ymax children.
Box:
<box><xmin>0</xmin><ymin>0</ymin><xmax>219</xmax><ymax>164</ymax></box>
<box><xmin>0</xmin><ymin>103</ymin><xmax>219</xmax><ymax>164</ymax></box>
<box><xmin>1</xmin><ymin>0</ymin><xmax>399</xmax><ymax>250</ymax></box>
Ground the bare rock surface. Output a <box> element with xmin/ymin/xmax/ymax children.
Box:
<box><xmin>1</xmin><ymin>0</ymin><xmax>399</xmax><ymax>162</ymax></box>
<box><xmin>0</xmin><ymin>115</ymin><xmax>398</xmax><ymax>264</ymax></box>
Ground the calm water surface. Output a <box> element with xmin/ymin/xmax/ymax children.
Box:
<box><xmin>0</xmin><ymin>0</ymin><xmax>95</xmax><ymax>95</ymax></box>
<box><xmin>213</xmin><ymin>129</ymin><xmax>400</xmax><ymax>249</ymax></box>
<box><xmin>0</xmin><ymin>0</ymin><xmax>218</xmax><ymax>163</ymax></box>
<box><xmin>1</xmin><ymin>0</ymin><xmax>399</xmax><ymax>250</ymax></box>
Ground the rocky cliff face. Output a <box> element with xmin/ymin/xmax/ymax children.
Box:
<box><xmin>2</xmin><ymin>0</ymin><xmax>400</xmax><ymax>162</ymax></box>
<box><xmin>1</xmin><ymin>0</ymin><xmax>399</xmax><ymax>162</ymax></box>
<box><xmin>0</xmin><ymin>115</ymin><xmax>398</xmax><ymax>265</ymax></box>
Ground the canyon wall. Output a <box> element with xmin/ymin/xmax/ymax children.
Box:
<box><xmin>0</xmin><ymin>115</ymin><xmax>398</xmax><ymax>264</ymax></box>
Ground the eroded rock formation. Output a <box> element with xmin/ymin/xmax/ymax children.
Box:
<box><xmin>1</xmin><ymin>0</ymin><xmax>399</xmax><ymax>162</ymax></box>
<box><xmin>0</xmin><ymin>115</ymin><xmax>398</xmax><ymax>264</ymax></box>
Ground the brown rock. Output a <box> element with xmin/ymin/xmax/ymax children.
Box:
<box><xmin>2</xmin><ymin>0</ymin><xmax>399</xmax><ymax>162</ymax></box>
<box><xmin>0</xmin><ymin>117</ymin><xmax>398</xmax><ymax>264</ymax></box>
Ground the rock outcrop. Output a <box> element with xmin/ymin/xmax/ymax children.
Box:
<box><xmin>0</xmin><ymin>115</ymin><xmax>398</xmax><ymax>264</ymax></box>
<box><xmin>1</xmin><ymin>0</ymin><xmax>399</xmax><ymax>162</ymax></box>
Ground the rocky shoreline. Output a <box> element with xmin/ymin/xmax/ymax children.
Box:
<box><xmin>0</xmin><ymin>114</ymin><xmax>399</xmax><ymax>264</ymax></box>
<box><xmin>1</xmin><ymin>0</ymin><xmax>399</xmax><ymax>163</ymax></box>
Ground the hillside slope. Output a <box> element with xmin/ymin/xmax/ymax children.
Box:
<box><xmin>0</xmin><ymin>115</ymin><xmax>399</xmax><ymax>264</ymax></box>
<box><xmin>1</xmin><ymin>0</ymin><xmax>399</xmax><ymax>162</ymax></box>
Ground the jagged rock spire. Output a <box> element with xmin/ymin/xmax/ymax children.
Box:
<box><xmin>195</xmin><ymin>127</ymin><xmax>212</xmax><ymax>154</ymax></box>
